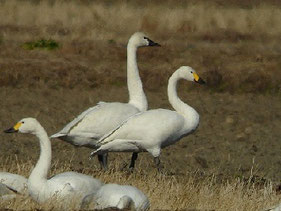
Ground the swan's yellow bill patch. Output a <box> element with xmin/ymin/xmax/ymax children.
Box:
<box><xmin>193</xmin><ymin>73</ymin><xmax>200</xmax><ymax>82</ymax></box>
<box><xmin>13</xmin><ymin>122</ymin><xmax>22</xmax><ymax>130</ymax></box>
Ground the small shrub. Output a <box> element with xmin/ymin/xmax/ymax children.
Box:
<box><xmin>22</xmin><ymin>39</ymin><xmax>59</xmax><ymax>50</ymax></box>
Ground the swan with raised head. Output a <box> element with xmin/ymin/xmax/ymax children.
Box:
<box><xmin>81</xmin><ymin>183</ymin><xmax>149</xmax><ymax>211</ymax></box>
<box><xmin>4</xmin><ymin>118</ymin><xmax>103</xmax><ymax>205</ymax></box>
<box><xmin>50</xmin><ymin>32</ymin><xmax>160</xmax><ymax>170</ymax></box>
<box><xmin>90</xmin><ymin>66</ymin><xmax>205</xmax><ymax>170</ymax></box>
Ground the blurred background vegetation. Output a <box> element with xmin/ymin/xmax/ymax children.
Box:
<box><xmin>0</xmin><ymin>0</ymin><xmax>280</xmax><ymax>93</ymax></box>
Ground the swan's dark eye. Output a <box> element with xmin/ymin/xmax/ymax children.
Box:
<box><xmin>21</xmin><ymin>121</ymin><xmax>24</xmax><ymax>124</ymax></box>
<box><xmin>190</xmin><ymin>71</ymin><xmax>193</xmax><ymax>73</ymax></box>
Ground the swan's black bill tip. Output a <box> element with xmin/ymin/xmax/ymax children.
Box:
<box><xmin>195</xmin><ymin>78</ymin><xmax>206</xmax><ymax>85</ymax></box>
<box><xmin>4</xmin><ymin>128</ymin><xmax>18</xmax><ymax>133</ymax></box>
<box><xmin>147</xmin><ymin>38</ymin><xmax>161</xmax><ymax>47</ymax></box>
<box><xmin>151</xmin><ymin>42</ymin><xmax>161</xmax><ymax>47</ymax></box>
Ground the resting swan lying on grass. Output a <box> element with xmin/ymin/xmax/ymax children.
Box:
<box><xmin>90</xmin><ymin>66</ymin><xmax>205</xmax><ymax>171</ymax></box>
<box><xmin>4</xmin><ymin>118</ymin><xmax>103</xmax><ymax>205</ymax></box>
<box><xmin>81</xmin><ymin>183</ymin><xmax>149</xmax><ymax>211</ymax></box>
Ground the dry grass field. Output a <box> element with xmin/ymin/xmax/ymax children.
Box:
<box><xmin>0</xmin><ymin>0</ymin><xmax>281</xmax><ymax>210</ymax></box>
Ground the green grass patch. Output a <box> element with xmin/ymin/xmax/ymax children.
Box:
<box><xmin>22</xmin><ymin>39</ymin><xmax>59</xmax><ymax>50</ymax></box>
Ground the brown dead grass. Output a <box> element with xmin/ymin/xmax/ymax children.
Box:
<box><xmin>0</xmin><ymin>156</ymin><xmax>280</xmax><ymax>210</ymax></box>
<box><xmin>0</xmin><ymin>0</ymin><xmax>281</xmax><ymax>41</ymax></box>
<box><xmin>0</xmin><ymin>1</ymin><xmax>281</xmax><ymax>93</ymax></box>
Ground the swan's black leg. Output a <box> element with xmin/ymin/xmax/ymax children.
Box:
<box><xmin>129</xmin><ymin>152</ymin><xmax>138</xmax><ymax>171</ymax></box>
<box><xmin>154</xmin><ymin>156</ymin><xmax>163</xmax><ymax>172</ymax></box>
<box><xmin>97</xmin><ymin>153</ymin><xmax>108</xmax><ymax>170</ymax></box>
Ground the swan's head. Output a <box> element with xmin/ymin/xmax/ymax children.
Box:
<box><xmin>177</xmin><ymin>66</ymin><xmax>205</xmax><ymax>84</ymax></box>
<box><xmin>4</xmin><ymin>118</ymin><xmax>40</xmax><ymax>134</ymax></box>
<box><xmin>129</xmin><ymin>32</ymin><xmax>160</xmax><ymax>48</ymax></box>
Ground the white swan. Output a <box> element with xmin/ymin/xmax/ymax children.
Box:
<box><xmin>90</xmin><ymin>66</ymin><xmax>205</xmax><ymax>170</ymax></box>
<box><xmin>50</xmin><ymin>32</ymin><xmax>160</xmax><ymax>170</ymax></box>
<box><xmin>81</xmin><ymin>183</ymin><xmax>150</xmax><ymax>211</ymax></box>
<box><xmin>4</xmin><ymin>118</ymin><xmax>103</xmax><ymax>205</ymax></box>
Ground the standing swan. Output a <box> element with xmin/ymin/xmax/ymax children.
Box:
<box><xmin>50</xmin><ymin>32</ymin><xmax>160</xmax><ymax>170</ymax></box>
<box><xmin>4</xmin><ymin>118</ymin><xmax>103</xmax><ymax>205</ymax></box>
<box><xmin>90</xmin><ymin>66</ymin><xmax>205</xmax><ymax>170</ymax></box>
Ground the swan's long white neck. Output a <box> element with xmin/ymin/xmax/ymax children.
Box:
<box><xmin>127</xmin><ymin>41</ymin><xmax>147</xmax><ymax>112</ymax></box>
<box><xmin>168</xmin><ymin>73</ymin><xmax>199</xmax><ymax>130</ymax></box>
<box><xmin>28</xmin><ymin>125</ymin><xmax>51</xmax><ymax>190</ymax></box>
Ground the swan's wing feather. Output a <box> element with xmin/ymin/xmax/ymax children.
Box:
<box><xmin>0</xmin><ymin>183</ymin><xmax>18</xmax><ymax>195</ymax></box>
<box><xmin>50</xmin><ymin>103</ymin><xmax>106</xmax><ymax>138</ymax></box>
<box><xmin>69</xmin><ymin>103</ymin><xmax>140</xmax><ymax>136</ymax></box>
<box><xmin>96</xmin><ymin>109</ymin><xmax>182</xmax><ymax>145</ymax></box>
<box><xmin>51</xmin><ymin>103</ymin><xmax>140</xmax><ymax>143</ymax></box>
<box><xmin>94</xmin><ymin>109</ymin><xmax>187</xmax><ymax>153</ymax></box>
<box><xmin>91</xmin><ymin>139</ymin><xmax>141</xmax><ymax>157</ymax></box>
<box><xmin>0</xmin><ymin>172</ymin><xmax>28</xmax><ymax>193</ymax></box>
<box><xmin>96</xmin><ymin>112</ymin><xmax>144</xmax><ymax>145</ymax></box>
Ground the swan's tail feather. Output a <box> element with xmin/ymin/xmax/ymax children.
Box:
<box><xmin>50</xmin><ymin>133</ymin><xmax>65</xmax><ymax>139</ymax></box>
<box><xmin>97</xmin><ymin>112</ymin><xmax>144</xmax><ymax>145</ymax></box>
<box><xmin>89</xmin><ymin>149</ymin><xmax>100</xmax><ymax>159</ymax></box>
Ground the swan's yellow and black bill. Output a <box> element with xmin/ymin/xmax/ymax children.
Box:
<box><xmin>144</xmin><ymin>37</ymin><xmax>161</xmax><ymax>47</ymax></box>
<box><xmin>193</xmin><ymin>73</ymin><xmax>205</xmax><ymax>84</ymax></box>
<box><xmin>4</xmin><ymin>122</ymin><xmax>21</xmax><ymax>133</ymax></box>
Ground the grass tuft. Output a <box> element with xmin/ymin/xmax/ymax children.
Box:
<box><xmin>22</xmin><ymin>39</ymin><xmax>59</xmax><ymax>50</ymax></box>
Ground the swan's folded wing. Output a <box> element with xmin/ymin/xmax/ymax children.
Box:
<box><xmin>50</xmin><ymin>103</ymin><xmax>106</xmax><ymax>138</ymax></box>
<box><xmin>63</xmin><ymin>183</ymin><xmax>75</xmax><ymax>192</ymax></box>
<box><xmin>90</xmin><ymin>139</ymin><xmax>142</xmax><ymax>157</ymax></box>
<box><xmin>51</xmin><ymin>102</ymin><xmax>141</xmax><ymax>141</ymax></box>
<box><xmin>96</xmin><ymin>112</ymin><xmax>144</xmax><ymax>145</ymax></box>
<box><xmin>0</xmin><ymin>183</ymin><xmax>17</xmax><ymax>195</ymax></box>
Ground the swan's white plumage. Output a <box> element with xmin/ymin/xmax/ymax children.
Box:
<box><xmin>82</xmin><ymin>183</ymin><xmax>149</xmax><ymax>211</ymax></box>
<box><xmin>5</xmin><ymin>118</ymin><xmax>103</xmax><ymax>205</ymax></box>
<box><xmin>30</xmin><ymin>171</ymin><xmax>102</xmax><ymax>203</ymax></box>
<box><xmin>50</xmin><ymin>32</ymin><xmax>159</xmax><ymax>152</ymax></box>
<box><xmin>0</xmin><ymin>182</ymin><xmax>18</xmax><ymax>200</ymax></box>
<box><xmin>0</xmin><ymin>183</ymin><xmax>12</xmax><ymax>195</ymax></box>
<box><xmin>0</xmin><ymin>172</ymin><xmax>27</xmax><ymax>194</ymax></box>
<box><xmin>91</xmin><ymin>66</ymin><xmax>204</xmax><ymax>166</ymax></box>
<box><xmin>51</xmin><ymin>102</ymin><xmax>139</xmax><ymax>147</ymax></box>
<box><xmin>267</xmin><ymin>203</ymin><xmax>281</xmax><ymax>211</ymax></box>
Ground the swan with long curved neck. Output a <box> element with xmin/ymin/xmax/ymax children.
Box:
<box><xmin>4</xmin><ymin>118</ymin><xmax>103</xmax><ymax>204</ymax></box>
<box><xmin>50</xmin><ymin>32</ymin><xmax>160</xmax><ymax>170</ymax></box>
<box><xmin>90</xmin><ymin>66</ymin><xmax>205</xmax><ymax>170</ymax></box>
